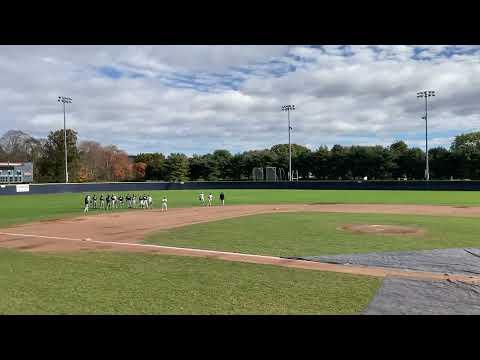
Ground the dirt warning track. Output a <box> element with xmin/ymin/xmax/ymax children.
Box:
<box><xmin>2</xmin><ymin>203</ymin><xmax>480</xmax><ymax>283</ymax></box>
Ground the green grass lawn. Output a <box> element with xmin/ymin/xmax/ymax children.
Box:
<box><xmin>1</xmin><ymin>189</ymin><xmax>478</xmax><ymax>315</ymax></box>
<box><xmin>145</xmin><ymin>212</ymin><xmax>480</xmax><ymax>257</ymax></box>
<box><xmin>1</xmin><ymin>189</ymin><xmax>480</xmax><ymax>228</ymax></box>
<box><xmin>0</xmin><ymin>249</ymin><xmax>380</xmax><ymax>315</ymax></box>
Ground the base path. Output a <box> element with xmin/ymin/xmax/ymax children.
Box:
<box><xmin>2</xmin><ymin>203</ymin><xmax>480</xmax><ymax>283</ymax></box>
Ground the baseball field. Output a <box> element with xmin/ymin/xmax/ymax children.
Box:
<box><xmin>1</xmin><ymin>189</ymin><xmax>480</xmax><ymax>314</ymax></box>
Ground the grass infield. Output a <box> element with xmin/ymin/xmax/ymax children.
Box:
<box><xmin>145</xmin><ymin>212</ymin><xmax>480</xmax><ymax>257</ymax></box>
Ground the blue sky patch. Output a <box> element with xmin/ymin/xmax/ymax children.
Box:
<box><xmin>97</xmin><ymin>66</ymin><xmax>123</xmax><ymax>79</ymax></box>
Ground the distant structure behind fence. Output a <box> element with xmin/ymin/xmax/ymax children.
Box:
<box><xmin>252</xmin><ymin>167</ymin><xmax>287</xmax><ymax>181</ymax></box>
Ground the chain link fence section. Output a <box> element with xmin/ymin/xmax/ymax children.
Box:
<box><xmin>252</xmin><ymin>167</ymin><xmax>264</xmax><ymax>181</ymax></box>
<box><xmin>265</xmin><ymin>167</ymin><xmax>278</xmax><ymax>181</ymax></box>
<box><xmin>252</xmin><ymin>167</ymin><xmax>287</xmax><ymax>181</ymax></box>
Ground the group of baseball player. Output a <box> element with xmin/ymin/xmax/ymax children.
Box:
<box><xmin>83</xmin><ymin>190</ymin><xmax>225</xmax><ymax>213</ymax></box>
<box><xmin>198</xmin><ymin>191</ymin><xmax>225</xmax><ymax>206</ymax></box>
<box><xmin>83</xmin><ymin>193</ymin><xmax>168</xmax><ymax>213</ymax></box>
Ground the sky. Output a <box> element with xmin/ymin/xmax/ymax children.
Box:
<box><xmin>1</xmin><ymin>45</ymin><xmax>480</xmax><ymax>155</ymax></box>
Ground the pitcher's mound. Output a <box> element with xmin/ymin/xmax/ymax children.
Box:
<box><xmin>340</xmin><ymin>224</ymin><xmax>424</xmax><ymax>236</ymax></box>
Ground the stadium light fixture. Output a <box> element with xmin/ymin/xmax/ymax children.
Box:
<box><xmin>281</xmin><ymin>104</ymin><xmax>295</xmax><ymax>181</ymax></box>
<box><xmin>58</xmin><ymin>96</ymin><xmax>72</xmax><ymax>183</ymax></box>
<box><xmin>416</xmin><ymin>90</ymin><xmax>435</xmax><ymax>181</ymax></box>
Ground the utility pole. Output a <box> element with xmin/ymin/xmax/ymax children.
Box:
<box><xmin>281</xmin><ymin>104</ymin><xmax>295</xmax><ymax>181</ymax></box>
<box><xmin>58</xmin><ymin>96</ymin><xmax>72</xmax><ymax>183</ymax></box>
<box><xmin>416</xmin><ymin>91</ymin><xmax>435</xmax><ymax>181</ymax></box>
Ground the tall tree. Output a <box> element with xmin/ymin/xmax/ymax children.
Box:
<box><xmin>450</xmin><ymin>131</ymin><xmax>480</xmax><ymax>179</ymax></box>
<box><xmin>36</xmin><ymin>129</ymin><xmax>80</xmax><ymax>183</ymax></box>
<box><xmin>270</xmin><ymin>144</ymin><xmax>311</xmax><ymax>173</ymax></box>
<box><xmin>451</xmin><ymin>131</ymin><xmax>480</xmax><ymax>151</ymax></box>
<box><xmin>405</xmin><ymin>147</ymin><xmax>426</xmax><ymax>179</ymax></box>
<box><xmin>0</xmin><ymin>130</ymin><xmax>41</xmax><ymax>162</ymax></box>
<box><xmin>296</xmin><ymin>150</ymin><xmax>313</xmax><ymax>179</ymax></box>
<box><xmin>135</xmin><ymin>152</ymin><xmax>165</xmax><ymax>180</ymax></box>
<box><xmin>212</xmin><ymin>149</ymin><xmax>233</xmax><ymax>180</ymax></box>
<box><xmin>229</xmin><ymin>153</ymin><xmax>245</xmax><ymax>180</ymax></box>
<box><xmin>78</xmin><ymin>141</ymin><xmax>105</xmax><ymax>181</ymax></box>
<box><xmin>429</xmin><ymin>147</ymin><xmax>455</xmax><ymax>179</ymax></box>
<box><xmin>164</xmin><ymin>153</ymin><xmax>189</xmax><ymax>182</ymax></box>
<box><xmin>390</xmin><ymin>141</ymin><xmax>409</xmax><ymax>179</ymax></box>
<box><xmin>329</xmin><ymin>145</ymin><xmax>348</xmax><ymax>179</ymax></box>
<box><xmin>102</xmin><ymin>145</ymin><xmax>133</xmax><ymax>181</ymax></box>
<box><xmin>188</xmin><ymin>154</ymin><xmax>213</xmax><ymax>181</ymax></box>
<box><xmin>310</xmin><ymin>146</ymin><xmax>330</xmax><ymax>180</ymax></box>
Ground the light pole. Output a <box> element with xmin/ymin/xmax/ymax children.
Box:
<box><xmin>58</xmin><ymin>96</ymin><xmax>72</xmax><ymax>183</ymax></box>
<box><xmin>281</xmin><ymin>104</ymin><xmax>295</xmax><ymax>181</ymax></box>
<box><xmin>416</xmin><ymin>90</ymin><xmax>435</xmax><ymax>181</ymax></box>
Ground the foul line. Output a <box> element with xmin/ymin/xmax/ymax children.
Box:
<box><xmin>0</xmin><ymin>232</ymin><xmax>87</xmax><ymax>242</ymax></box>
<box><xmin>0</xmin><ymin>231</ymin><xmax>280</xmax><ymax>259</ymax></box>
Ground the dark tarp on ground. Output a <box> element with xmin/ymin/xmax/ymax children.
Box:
<box><xmin>285</xmin><ymin>247</ymin><xmax>480</xmax><ymax>314</ymax></box>
<box><xmin>363</xmin><ymin>277</ymin><xmax>480</xmax><ymax>315</ymax></box>
<box><xmin>287</xmin><ymin>247</ymin><xmax>480</xmax><ymax>276</ymax></box>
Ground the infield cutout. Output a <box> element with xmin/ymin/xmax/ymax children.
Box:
<box><xmin>339</xmin><ymin>224</ymin><xmax>425</xmax><ymax>236</ymax></box>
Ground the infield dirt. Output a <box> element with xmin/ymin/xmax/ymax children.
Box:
<box><xmin>1</xmin><ymin>203</ymin><xmax>480</xmax><ymax>283</ymax></box>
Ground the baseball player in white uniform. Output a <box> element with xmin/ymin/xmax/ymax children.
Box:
<box><xmin>84</xmin><ymin>194</ymin><xmax>91</xmax><ymax>213</ymax></box>
<box><xmin>199</xmin><ymin>192</ymin><xmax>205</xmax><ymax>206</ymax></box>
<box><xmin>148</xmin><ymin>195</ymin><xmax>153</xmax><ymax>209</ymax></box>
<box><xmin>161</xmin><ymin>196</ymin><xmax>168</xmax><ymax>212</ymax></box>
<box><xmin>207</xmin><ymin>193</ymin><xmax>213</xmax><ymax>206</ymax></box>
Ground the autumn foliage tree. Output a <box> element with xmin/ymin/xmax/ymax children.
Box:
<box><xmin>102</xmin><ymin>145</ymin><xmax>133</xmax><ymax>181</ymax></box>
<box><xmin>78</xmin><ymin>141</ymin><xmax>105</xmax><ymax>181</ymax></box>
<box><xmin>77</xmin><ymin>141</ymin><xmax>133</xmax><ymax>182</ymax></box>
<box><xmin>134</xmin><ymin>162</ymin><xmax>147</xmax><ymax>180</ymax></box>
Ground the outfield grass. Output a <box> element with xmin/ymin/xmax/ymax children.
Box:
<box><xmin>145</xmin><ymin>212</ymin><xmax>480</xmax><ymax>257</ymax></box>
<box><xmin>4</xmin><ymin>189</ymin><xmax>477</xmax><ymax>315</ymax></box>
<box><xmin>0</xmin><ymin>249</ymin><xmax>380</xmax><ymax>314</ymax></box>
<box><xmin>1</xmin><ymin>189</ymin><xmax>480</xmax><ymax>228</ymax></box>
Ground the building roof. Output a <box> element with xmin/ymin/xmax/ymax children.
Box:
<box><xmin>0</xmin><ymin>162</ymin><xmax>30</xmax><ymax>166</ymax></box>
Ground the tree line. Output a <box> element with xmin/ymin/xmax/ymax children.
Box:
<box><xmin>2</xmin><ymin>128</ymin><xmax>480</xmax><ymax>182</ymax></box>
<box><xmin>0</xmin><ymin>129</ymin><xmax>133</xmax><ymax>183</ymax></box>
<box><xmin>133</xmin><ymin>132</ymin><xmax>480</xmax><ymax>181</ymax></box>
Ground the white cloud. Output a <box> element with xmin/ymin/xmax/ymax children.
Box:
<box><xmin>1</xmin><ymin>45</ymin><xmax>480</xmax><ymax>155</ymax></box>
